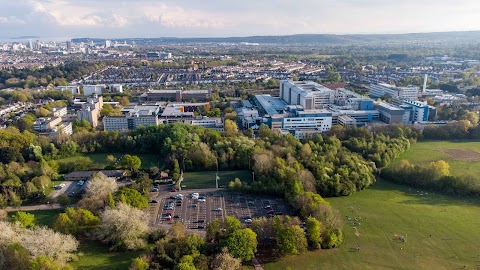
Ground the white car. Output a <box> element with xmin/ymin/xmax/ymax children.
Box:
<box><xmin>244</xmin><ymin>218</ymin><xmax>253</xmax><ymax>224</ymax></box>
<box><xmin>198</xmin><ymin>198</ymin><xmax>206</xmax><ymax>202</ymax></box>
<box><xmin>214</xmin><ymin>207</ymin><xmax>222</xmax><ymax>211</ymax></box>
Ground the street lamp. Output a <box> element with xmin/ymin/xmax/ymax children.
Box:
<box><xmin>215</xmin><ymin>160</ymin><xmax>219</xmax><ymax>189</ymax></box>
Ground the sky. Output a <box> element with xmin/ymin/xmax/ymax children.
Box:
<box><xmin>0</xmin><ymin>0</ymin><xmax>479</xmax><ymax>39</ymax></box>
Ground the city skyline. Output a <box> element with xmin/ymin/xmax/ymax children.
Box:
<box><xmin>0</xmin><ymin>0</ymin><xmax>479</xmax><ymax>39</ymax></box>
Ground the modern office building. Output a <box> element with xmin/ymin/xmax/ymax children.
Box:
<box><xmin>369</xmin><ymin>83</ymin><xmax>419</xmax><ymax>101</ymax></box>
<box><xmin>400</xmin><ymin>100</ymin><xmax>429</xmax><ymax>123</ymax></box>
<box><xmin>375</xmin><ymin>102</ymin><xmax>406</xmax><ymax>124</ymax></box>
<box><xmin>103</xmin><ymin>105</ymin><xmax>161</xmax><ymax>131</ymax></box>
<box><xmin>185</xmin><ymin>117</ymin><xmax>224</xmax><ymax>132</ymax></box>
<box><xmin>280</xmin><ymin>80</ymin><xmax>335</xmax><ymax>109</ymax></box>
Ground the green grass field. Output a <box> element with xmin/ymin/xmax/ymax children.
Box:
<box><xmin>8</xmin><ymin>209</ymin><xmax>63</xmax><ymax>227</ymax></box>
<box><xmin>265</xmin><ymin>180</ymin><xmax>480</xmax><ymax>270</ymax></box>
<box><xmin>393</xmin><ymin>140</ymin><xmax>480</xmax><ymax>178</ymax></box>
<box><xmin>71</xmin><ymin>242</ymin><xmax>142</xmax><ymax>270</ymax></box>
<box><xmin>182</xmin><ymin>170</ymin><xmax>253</xmax><ymax>189</ymax></box>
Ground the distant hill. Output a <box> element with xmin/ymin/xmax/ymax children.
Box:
<box><xmin>72</xmin><ymin>31</ymin><xmax>480</xmax><ymax>45</ymax></box>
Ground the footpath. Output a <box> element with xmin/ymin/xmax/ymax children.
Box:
<box><xmin>4</xmin><ymin>203</ymin><xmax>63</xmax><ymax>212</ymax></box>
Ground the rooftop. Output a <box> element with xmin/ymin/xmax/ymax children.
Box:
<box><xmin>255</xmin><ymin>94</ymin><xmax>287</xmax><ymax>115</ymax></box>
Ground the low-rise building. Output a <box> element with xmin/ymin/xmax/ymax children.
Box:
<box><xmin>51</xmin><ymin>107</ymin><xmax>67</xmax><ymax>117</ymax></box>
<box><xmin>83</xmin><ymin>85</ymin><xmax>105</xmax><ymax>96</ymax></box>
<box><xmin>33</xmin><ymin>117</ymin><xmax>62</xmax><ymax>132</ymax></box>
<box><xmin>186</xmin><ymin>117</ymin><xmax>224</xmax><ymax>132</ymax></box>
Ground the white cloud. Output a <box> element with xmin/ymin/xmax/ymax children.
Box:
<box><xmin>0</xmin><ymin>0</ymin><xmax>479</xmax><ymax>38</ymax></box>
<box><xmin>0</xmin><ymin>16</ymin><xmax>25</xmax><ymax>24</ymax></box>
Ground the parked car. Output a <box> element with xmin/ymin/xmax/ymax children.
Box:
<box><xmin>170</xmin><ymin>188</ymin><xmax>177</xmax><ymax>192</ymax></box>
<box><xmin>244</xmin><ymin>218</ymin><xmax>253</xmax><ymax>224</ymax></box>
<box><xmin>150</xmin><ymin>200</ymin><xmax>158</xmax><ymax>203</ymax></box>
<box><xmin>214</xmin><ymin>207</ymin><xmax>222</xmax><ymax>211</ymax></box>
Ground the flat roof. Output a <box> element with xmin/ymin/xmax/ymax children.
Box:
<box><xmin>376</xmin><ymin>102</ymin><xmax>404</xmax><ymax>111</ymax></box>
<box><xmin>255</xmin><ymin>95</ymin><xmax>287</xmax><ymax>115</ymax></box>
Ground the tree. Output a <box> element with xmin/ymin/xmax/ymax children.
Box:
<box><xmin>107</xmin><ymin>193</ymin><xmax>115</xmax><ymax>208</ymax></box>
<box><xmin>211</xmin><ymin>247</ymin><xmax>241</xmax><ymax>270</ymax></box>
<box><xmin>30</xmin><ymin>256</ymin><xmax>74</xmax><ymax>270</ymax></box>
<box><xmin>224</xmin><ymin>119</ymin><xmax>238</xmax><ymax>136</ymax></box>
<box><xmin>35</xmin><ymin>107</ymin><xmax>51</xmax><ymax>117</ymax></box>
<box><xmin>10</xmin><ymin>211</ymin><xmax>36</xmax><ymax>228</ymax></box>
<box><xmin>168</xmin><ymin>221</ymin><xmax>186</xmax><ymax>239</ymax></box>
<box><xmin>116</xmin><ymin>188</ymin><xmax>148</xmax><ymax>209</ymax></box>
<box><xmin>224</xmin><ymin>216</ymin><xmax>241</xmax><ymax>237</ymax></box>
<box><xmin>225</xmin><ymin>228</ymin><xmax>257</xmax><ymax>261</ymax></box>
<box><xmin>57</xmin><ymin>194</ymin><xmax>71</xmax><ymax>207</ymax></box>
<box><xmin>85</xmin><ymin>172</ymin><xmax>118</xmax><ymax>203</ymax></box>
<box><xmin>8</xmin><ymin>191</ymin><xmax>22</xmax><ymax>207</ymax></box>
<box><xmin>206</xmin><ymin>218</ymin><xmax>221</xmax><ymax>242</ymax></box>
<box><xmin>3</xmin><ymin>242</ymin><xmax>31</xmax><ymax>270</ymax></box>
<box><xmin>130</xmin><ymin>257</ymin><xmax>149</xmax><ymax>270</ymax></box>
<box><xmin>53</xmin><ymin>208</ymin><xmax>100</xmax><ymax>236</ymax></box>
<box><xmin>106</xmin><ymin>155</ymin><xmax>117</xmax><ymax>166</ymax></box>
<box><xmin>305</xmin><ymin>217</ymin><xmax>323</xmax><ymax>249</ymax></box>
<box><xmin>96</xmin><ymin>203</ymin><xmax>149</xmax><ymax>250</ymax></box>
<box><xmin>172</xmin><ymin>159</ymin><xmax>180</xmax><ymax>181</ymax></box>
<box><xmin>121</xmin><ymin>154</ymin><xmax>142</xmax><ymax>171</ymax></box>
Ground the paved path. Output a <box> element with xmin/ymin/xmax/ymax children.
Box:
<box><xmin>4</xmin><ymin>203</ymin><xmax>63</xmax><ymax>212</ymax></box>
<box><xmin>252</xmin><ymin>256</ymin><xmax>264</xmax><ymax>270</ymax></box>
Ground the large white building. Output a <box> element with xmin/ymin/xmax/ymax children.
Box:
<box><xmin>369</xmin><ymin>83</ymin><xmax>419</xmax><ymax>101</ymax></box>
<box><xmin>280</xmin><ymin>81</ymin><xmax>335</xmax><ymax>109</ymax></box>
<box><xmin>56</xmin><ymin>86</ymin><xmax>80</xmax><ymax>95</ymax></box>
<box><xmin>186</xmin><ymin>117</ymin><xmax>224</xmax><ymax>132</ymax></box>
<box><xmin>83</xmin><ymin>85</ymin><xmax>105</xmax><ymax>96</ymax></box>
<box><xmin>103</xmin><ymin>105</ymin><xmax>161</xmax><ymax>131</ymax></box>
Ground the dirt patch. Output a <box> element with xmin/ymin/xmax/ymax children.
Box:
<box><xmin>440</xmin><ymin>149</ymin><xmax>480</xmax><ymax>161</ymax></box>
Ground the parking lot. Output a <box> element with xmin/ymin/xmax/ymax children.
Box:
<box><xmin>148</xmin><ymin>189</ymin><xmax>292</xmax><ymax>232</ymax></box>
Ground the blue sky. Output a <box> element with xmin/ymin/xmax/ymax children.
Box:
<box><xmin>0</xmin><ymin>0</ymin><xmax>479</xmax><ymax>39</ymax></box>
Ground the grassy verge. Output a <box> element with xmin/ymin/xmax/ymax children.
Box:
<box><xmin>71</xmin><ymin>242</ymin><xmax>142</xmax><ymax>270</ymax></box>
<box><xmin>264</xmin><ymin>180</ymin><xmax>480</xmax><ymax>270</ymax></box>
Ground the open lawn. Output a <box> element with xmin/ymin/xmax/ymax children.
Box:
<box><xmin>8</xmin><ymin>209</ymin><xmax>62</xmax><ymax>227</ymax></box>
<box><xmin>393</xmin><ymin>140</ymin><xmax>480</xmax><ymax>178</ymax></box>
<box><xmin>265</xmin><ymin>180</ymin><xmax>480</xmax><ymax>270</ymax></box>
<box><xmin>182</xmin><ymin>170</ymin><xmax>253</xmax><ymax>189</ymax></box>
<box><xmin>71</xmin><ymin>242</ymin><xmax>142</xmax><ymax>270</ymax></box>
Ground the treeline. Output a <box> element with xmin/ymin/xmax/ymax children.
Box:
<box><xmin>423</xmin><ymin>120</ymin><xmax>480</xmax><ymax>140</ymax></box>
<box><xmin>0</xmin><ymin>61</ymin><xmax>110</xmax><ymax>89</ymax></box>
<box><xmin>382</xmin><ymin>160</ymin><xmax>480</xmax><ymax>197</ymax></box>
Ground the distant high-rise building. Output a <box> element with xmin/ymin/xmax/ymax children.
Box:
<box><xmin>105</xmin><ymin>40</ymin><xmax>111</xmax><ymax>48</ymax></box>
<box><xmin>66</xmin><ymin>41</ymin><xmax>72</xmax><ymax>50</ymax></box>
<box><xmin>28</xmin><ymin>40</ymin><xmax>33</xmax><ymax>50</ymax></box>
